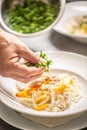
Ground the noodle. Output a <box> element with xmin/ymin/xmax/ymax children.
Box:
<box><xmin>15</xmin><ymin>73</ymin><xmax>82</xmax><ymax>111</ymax></box>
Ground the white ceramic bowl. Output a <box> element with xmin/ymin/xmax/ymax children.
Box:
<box><xmin>0</xmin><ymin>0</ymin><xmax>65</xmax><ymax>37</ymax></box>
<box><xmin>54</xmin><ymin>1</ymin><xmax>87</xmax><ymax>44</ymax></box>
<box><xmin>0</xmin><ymin>51</ymin><xmax>87</xmax><ymax>119</ymax></box>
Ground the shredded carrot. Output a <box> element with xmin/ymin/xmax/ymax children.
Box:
<box><xmin>16</xmin><ymin>90</ymin><xmax>29</xmax><ymax>98</ymax></box>
<box><xmin>54</xmin><ymin>84</ymin><xmax>67</xmax><ymax>93</ymax></box>
<box><xmin>44</xmin><ymin>78</ymin><xmax>50</xmax><ymax>85</ymax></box>
<box><xmin>16</xmin><ymin>78</ymin><xmax>50</xmax><ymax>98</ymax></box>
<box><xmin>16</xmin><ymin>84</ymin><xmax>42</xmax><ymax>98</ymax></box>
<box><xmin>69</xmin><ymin>79</ymin><xmax>73</xmax><ymax>85</ymax></box>
<box><xmin>34</xmin><ymin>103</ymin><xmax>48</xmax><ymax>111</ymax></box>
<box><xmin>35</xmin><ymin>95</ymin><xmax>46</xmax><ymax>104</ymax></box>
<box><xmin>82</xmin><ymin>24</ymin><xmax>87</xmax><ymax>34</ymax></box>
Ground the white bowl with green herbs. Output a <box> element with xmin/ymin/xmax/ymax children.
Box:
<box><xmin>0</xmin><ymin>0</ymin><xmax>65</xmax><ymax>37</ymax></box>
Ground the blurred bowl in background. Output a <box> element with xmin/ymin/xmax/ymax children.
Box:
<box><xmin>0</xmin><ymin>0</ymin><xmax>65</xmax><ymax>37</ymax></box>
<box><xmin>54</xmin><ymin>1</ymin><xmax>87</xmax><ymax>44</ymax></box>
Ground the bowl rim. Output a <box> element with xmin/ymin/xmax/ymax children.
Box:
<box><xmin>0</xmin><ymin>0</ymin><xmax>66</xmax><ymax>37</ymax></box>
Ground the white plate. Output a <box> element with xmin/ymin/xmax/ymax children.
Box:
<box><xmin>0</xmin><ymin>51</ymin><xmax>87</xmax><ymax>118</ymax></box>
<box><xmin>54</xmin><ymin>1</ymin><xmax>87</xmax><ymax>44</ymax></box>
<box><xmin>0</xmin><ymin>101</ymin><xmax>87</xmax><ymax>130</ymax></box>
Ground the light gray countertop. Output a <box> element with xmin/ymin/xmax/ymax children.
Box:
<box><xmin>20</xmin><ymin>30</ymin><xmax>87</xmax><ymax>56</ymax></box>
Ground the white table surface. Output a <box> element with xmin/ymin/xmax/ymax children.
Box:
<box><xmin>20</xmin><ymin>30</ymin><xmax>87</xmax><ymax>56</ymax></box>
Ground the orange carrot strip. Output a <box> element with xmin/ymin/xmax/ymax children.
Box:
<box><xmin>16</xmin><ymin>78</ymin><xmax>50</xmax><ymax>98</ymax></box>
<box><xmin>44</xmin><ymin>78</ymin><xmax>50</xmax><ymax>85</ymax></box>
<box><xmin>34</xmin><ymin>103</ymin><xmax>48</xmax><ymax>111</ymax></box>
<box><xmin>69</xmin><ymin>79</ymin><xmax>73</xmax><ymax>85</ymax></box>
<box><xmin>35</xmin><ymin>96</ymin><xmax>46</xmax><ymax>104</ymax></box>
<box><xmin>82</xmin><ymin>25</ymin><xmax>87</xmax><ymax>34</ymax></box>
<box><xmin>54</xmin><ymin>84</ymin><xmax>67</xmax><ymax>93</ymax></box>
<box><xmin>16</xmin><ymin>90</ymin><xmax>29</xmax><ymax>98</ymax></box>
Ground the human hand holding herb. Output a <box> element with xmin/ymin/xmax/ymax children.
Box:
<box><xmin>0</xmin><ymin>29</ymin><xmax>44</xmax><ymax>83</ymax></box>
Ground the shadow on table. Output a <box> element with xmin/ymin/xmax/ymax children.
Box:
<box><xmin>50</xmin><ymin>31</ymin><xmax>87</xmax><ymax>56</ymax></box>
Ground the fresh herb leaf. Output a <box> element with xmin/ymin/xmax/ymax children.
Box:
<box><xmin>26</xmin><ymin>51</ymin><xmax>52</xmax><ymax>71</ymax></box>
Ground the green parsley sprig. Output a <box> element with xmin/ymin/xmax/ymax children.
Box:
<box><xmin>26</xmin><ymin>51</ymin><xmax>52</xmax><ymax>71</ymax></box>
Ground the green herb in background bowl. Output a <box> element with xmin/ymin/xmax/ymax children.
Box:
<box><xmin>25</xmin><ymin>51</ymin><xmax>53</xmax><ymax>71</ymax></box>
<box><xmin>5</xmin><ymin>0</ymin><xmax>60</xmax><ymax>34</ymax></box>
<box><xmin>0</xmin><ymin>0</ymin><xmax>65</xmax><ymax>37</ymax></box>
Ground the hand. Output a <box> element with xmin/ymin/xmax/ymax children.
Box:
<box><xmin>0</xmin><ymin>30</ymin><xmax>44</xmax><ymax>83</ymax></box>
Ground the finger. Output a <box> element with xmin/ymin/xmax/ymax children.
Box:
<box><xmin>10</xmin><ymin>73</ymin><xmax>43</xmax><ymax>83</ymax></box>
<box><xmin>9</xmin><ymin>62</ymin><xmax>44</xmax><ymax>78</ymax></box>
<box><xmin>17</xmin><ymin>46</ymin><xmax>40</xmax><ymax>64</ymax></box>
<box><xmin>39</xmin><ymin>57</ymin><xmax>46</xmax><ymax>63</ymax></box>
